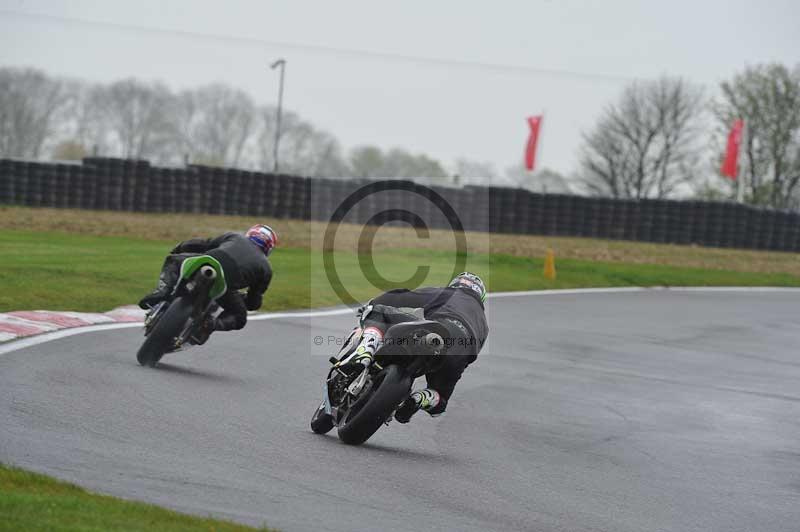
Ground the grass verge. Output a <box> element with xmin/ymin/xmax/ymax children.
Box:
<box><xmin>3</xmin><ymin>206</ymin><xmax>800</xmax><ymax>276</ymax></box>
<box><xmin>2</xmin><ymin>229</ymin><xmax>799</xmax><ymax>313</ymax></box>
<box><xmin>0</xmin><ymin>463</ymin><xmax>275</xmax><ymax>532</ymax></box>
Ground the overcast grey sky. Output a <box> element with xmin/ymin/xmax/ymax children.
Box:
<box><xmin>1</xmin><ymin>0</ymin><xmax>798</xmax><ymax>180</ymax></box>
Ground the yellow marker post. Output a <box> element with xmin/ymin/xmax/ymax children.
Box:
<box><xmin>543</xmin><ymin>248</ymin><xmax>556</xmax><ymax>280</ymax></box>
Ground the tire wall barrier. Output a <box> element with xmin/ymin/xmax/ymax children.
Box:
<box><xmin>1</xmin><ymin>157</ymin><xmax>799</xmax><ymax>252</ymax></box>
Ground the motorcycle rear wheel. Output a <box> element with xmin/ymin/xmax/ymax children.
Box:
<box><xmin>136</xmin><ymin>296</ymin><xmax>194</xmax><ymax>367</ymax></box>
<box><xmin>337</xmin><ymin>364</ymin><xmax>411</xmax><ymax>445</ymax></box>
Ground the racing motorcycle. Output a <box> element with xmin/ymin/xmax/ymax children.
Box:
<box><xmin>310</xmin><ymin>319</ymin><xmax>449</xmax><ymax>445</ymax></box>
<box><xmin>136</xmin><ymin>255</ymin><xmax>227</xmax><ymax>367</ymax></box>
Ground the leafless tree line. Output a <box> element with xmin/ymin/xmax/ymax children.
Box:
<box><xmin>0</xmin><ymin>68</ymin><xmax>71</xmax><ymax>160</ymax></box>
<box><xmin>2</xmin><ymin>64</ymin><xmax>798</xmax><ymax>208</ymax></box>
<box><xmin>580</xmin><ymin>77</ymin><xmax>705</xmax><ymax>200</ymax></box>
<box><xmin>579</xmin><ymin>64</ymin><xmax>800</xmax><ymax>210</ymax></box>
<box><xmin>0</xmin><ymin>67</ymin><xmax>451</xmax><ymax>181</ymax></box>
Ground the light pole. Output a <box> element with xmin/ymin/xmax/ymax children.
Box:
<box><xmin>270</xmin><ymin>58</ymin><xmax>286</xmax><ymax>173</ymax></box>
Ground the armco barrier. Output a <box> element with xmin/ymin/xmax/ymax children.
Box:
<box><xmin>1</xmin><ymin>157</ymin><xmax>799</xmax><ymax>252</ymax></box>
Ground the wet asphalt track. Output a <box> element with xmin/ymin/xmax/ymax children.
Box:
<box><xmin>1</xmin><ymin>290</ymin><xmax>799</xmax><ymax>532</ymax></box>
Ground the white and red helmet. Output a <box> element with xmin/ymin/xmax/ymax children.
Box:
<box><xmin>246</xmin><ymin>224</ymin><xmax>278</xmax><ymax>256</ymax></box>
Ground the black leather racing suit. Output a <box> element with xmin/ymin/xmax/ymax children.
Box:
<box><xmin>160</xmin><ymin>232</ymin><xmax>273</xmax><ymax>331</ymax></box>
<box><xmin>362</xmin><ymin>287</ymin><xmax>489</xmax><ymax>414</ymax></box>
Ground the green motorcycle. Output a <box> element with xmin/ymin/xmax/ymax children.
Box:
<box><xmin>136</xmin><ymin>256</ymin><xmax>227</xmax><ymax>367</ymax></box>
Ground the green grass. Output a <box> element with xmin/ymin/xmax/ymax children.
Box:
<box><xmin>2</xmin><ymin>229</ymin><xmax>799</xmax><ymax>313</ymax></box>
<box><xmin>0</xmin><ymin>463</ymin><xmax>275</xmax><ymax>532</ymax></box>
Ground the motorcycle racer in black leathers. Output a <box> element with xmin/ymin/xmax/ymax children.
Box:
<box><xmin>339</xmin><ymin>272</ymin><xmax>489</xmax><ymax>423</ymax></box>
<box><xmin>138</xmin><ymin>225</ymin><xmax>276</xmax><ymax>336</ymax></box>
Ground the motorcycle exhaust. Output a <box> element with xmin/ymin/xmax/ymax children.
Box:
<box><xmin>423</xmin><ymin>333</ymin><xmax>444</xmax><ymax>355</ymax></box>
<box><xmin>423</xmin><ymin>333</ymin><xmax>443</xmax><ymax>348</ymax></box>
<box><xmin>199</xmin><ymin>265</ymin><xmax>217</xmax><ymax>280</ymax></box>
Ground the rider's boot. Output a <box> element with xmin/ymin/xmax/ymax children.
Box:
<box><xmin>394</xmin><ymin>389</ymin><xmax>441</xmax><ymax>424</ymax></box>
<box><xmin>209</xmin><ymin>313</ymin><xmax>243</xmax><ymax>334</ymax></box>
<box><xmin>340</xmin><ymin>327</ymin><xmax>362</xmax><ymax>356</ymax></box>
<box><xmin>189</xmin><ymin>316</ymin><xmax>215</xmax><ymax>345</ymax></box>
<box><xmin>138</xmin><ymin>285</ymin><xmax>169</xmax><ymax>310</ymax></box>
<box><xmin>338</xmin><ymin>326</ymin><xmax>383</xmax><ymax>367</ymax></box>
<box><xmin>138</xmin><ymin>259</ymin><xmax>180</xmax><ymax>309</ymax></box>
<box><xmin>190</xmin><ymin>311</ymin><xmax>243</xmax><ymax>345</ymax></box>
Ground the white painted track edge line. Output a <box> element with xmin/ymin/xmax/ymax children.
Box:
<box><xmin>488</xmin><ymin>286</ymin><xmax>800</xmax><ymax>298</ymax></box>
<box><xmin>248</xmin><ymin>308</ymin><xmax>352</xmax><ymax>321</ymax></box>
<box><xmin>0</xmin><ymin>322</ymin><xmax>143</xmax><ymax>356</ymax></box>
<box><xmin>0</xmin><ymin>309</ymin><xmax>353</xmax><ymax>356</ymax></box>
<box><xmin>1</xmin><ymin>286</ymin><xmax>798</xmax><ymax>355</ymax></box>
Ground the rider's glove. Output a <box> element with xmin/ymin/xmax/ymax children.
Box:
<box><xmin>356</xmin><ymin>300</ymin><xmax>374</xmax><ymax>322</ymax></box>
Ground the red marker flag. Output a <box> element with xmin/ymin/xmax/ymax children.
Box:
<box><xmin>720</xmin><ymin>119</ymin><xmax>744</xmax><ymax>180</ymax></box>
<box><xmin>525</xmin><ymin>115</ymin><xmax>543</xmax><ymax>171</ymax></box>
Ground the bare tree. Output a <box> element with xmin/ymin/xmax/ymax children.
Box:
<box><xmin>713</xmin><ymin>63</ymin><xmax>800</xmax><ymax>209</ymax></box>
<box><xmin>651</xmin><ymin>79</ymin><xmax>706</xmax><ymax>197</ymax></box>
<box><xmin>257</xmin><ymin>108</ymin><xmax>349</xmax><ymax>176</ymax></box>
<box><xmin>580</xmin><ymin>114</ymin><xmax>631</xmax><ymax>197</ymax></box>
<box><xmin>288</xmin><ymin>127</ymin><xmax>349</xmax><ymax>177</ymax></box>
<box><xmin>0</xmin><ymin>67</ymin><xmax>71</xmax><ymax>158</ymax></box>
<box><xmin>3</xmin><ymin>68</ymin><xmax>553</xmax><ymax>189</ymax></box>
<box><xmin>92</xmin><ymin>78</ymin><xmax>176</xmax><ymax>161</ymax></box>
<box><xmin>580</xmin><ymin>77</ymin><xmax>705</xmax><ymax>199</ymax></box>
<box><xmin>178</xmin><ymin>84</ymin><xmax>256</xmax><ymax>167</ymax></box>
<box><xmin>278</xmin><ymin>116</ymin><xmax>348</xmax><ymax>176</ymax></box>
<box><xmin>56</xmin><ymin>79</ymin><xmax>110</xmax><ymax>158</ymax></box>
<box><xmin>171</xmin><ymin>88</ymin><xmax>199</xmax><ymax>161</ymax></box>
